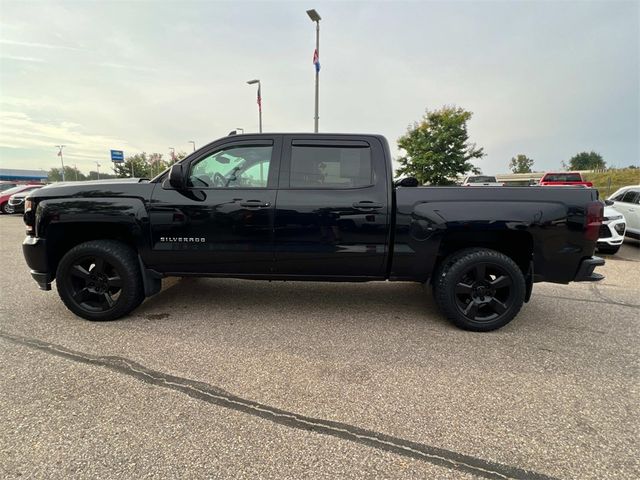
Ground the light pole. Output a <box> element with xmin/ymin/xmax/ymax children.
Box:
<box><xmin>55</xmin><ymin>145</ymin><xmax>66</xmax><ymax>181</ymax></box>
<box><xmin>307</xmin><ymin>9</ymin><xmax>321</xmax><ymax>133</ymax></box>
<box><xmin>246</xmin><ymin>79</ymin><xmax>262</xmax><ymax>133</ymax></box>
<box><xmin>95</xmin><ymin>161</ymin><xmax>101</xmax><ymax>180</ymax></box>
<box><xmin>73</xmin><ymin>164</ymin><xmax>78</xmax><ymax>181</ymax></box>
<box><xmin>169</xmin><ymin>147</ymin><xmax>176</xmax><ymax>164</ymax></box>
<box><xmin>188</xmin><ymin>141</ymin><xmax>195</xmax><ymax>152</ymax></box>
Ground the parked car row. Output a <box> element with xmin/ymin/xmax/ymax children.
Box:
<box><xmin>460</xmin><ymin>176</ymin><xmax>638</xmax><ymax>255</ymax></box>
<box><xmin>0</xmin><ymin>184</ymin><xmax>44</xmax><ymax>214</ymax></box>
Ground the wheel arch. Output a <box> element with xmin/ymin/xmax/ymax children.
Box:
<box><xmin>45</xmin><ymin>221</ymin><xmax>142</xmax><ymax>280</ymax></box>
<box><xmin>433</xmin><ymin>230</ymin><xmax>534</xmax><ymax>280</ymax></box>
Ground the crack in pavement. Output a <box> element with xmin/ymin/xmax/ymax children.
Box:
<box><xmin>537</xmin><ymin>293</ymin><xmax>640</xmax><ymax>309</ymax></box>
<box><xmin>0</xmin><ymin>330</ymin><xmax>558</xmax><ymax>480</ymax></box>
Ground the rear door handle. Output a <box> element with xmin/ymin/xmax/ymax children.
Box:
<box><xmin>240</xmin><ymin>200</ymin><xmax>271</xmax><ymax>208</ymax></box>
<box><xmin>352</xmin><ymin>201</ymin><xmax>383</xmax><ymax>210</ymax></box>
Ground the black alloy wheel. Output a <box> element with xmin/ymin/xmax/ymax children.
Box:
<box><xmin>434</xmin><ymin>249</ymin><xmax>526</xmax><ymax>331</ymax></box>
<box><xmin>453</xmin><ymin>262</ymin><xmax>514</xmax><ymax>323</ymax></box>
<box><xmin>66</xmin><ymin>255</ymin><xmax>123</xmax><ymax>313</ymax></box>
<box><xmin>56</xmin><ymin>240</ymin><xmax>145</xmax><ymax>321</ymax></box>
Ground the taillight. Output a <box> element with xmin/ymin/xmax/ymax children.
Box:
<box><xmin>24</xmin><ymin>197</ymin><xmax>34</xmax><ymax>235</ymax></box>
<box><xmin>585</xmin><ymin>201</ymin><xmax>603</xmax><ymax>241</ymax></box>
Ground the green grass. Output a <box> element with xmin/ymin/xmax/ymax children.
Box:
<box><xmin>584</xmin><ymin>168</ymin><xmax>640</xmax><ymax>197</ymax></box>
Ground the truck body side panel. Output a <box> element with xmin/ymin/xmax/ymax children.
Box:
<box><xmin>392</xmin><ymin>186</ymin><xmax>599</xmax><ymax>284</ymax></box>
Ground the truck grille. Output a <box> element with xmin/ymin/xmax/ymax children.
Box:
<box><xmin>599</xmin><ymin>225</ymin><xmax>611</xmax><ymax>238</ymax></box>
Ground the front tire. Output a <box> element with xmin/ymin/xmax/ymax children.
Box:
<box><xmin>1</xmin><ymin>202</ymin><xmax>11</xmax><ymax>214</ymax></box>
<box><xmin>434</xmin><ymin>249</ymin><xmax>526</xmax><ymax>332</ymax></box>
<box><xmin>56</xmin><ymin>240</ymin><xmax>145</xmax><ymax>321</ymax></box>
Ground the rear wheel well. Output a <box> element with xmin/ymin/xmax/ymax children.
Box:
<box><xmin>46</xmin><ymin>223</ymin><xmax>139</xmax><ymax>278</ymax></box>
<box><xmin>435</xmin><ymin>231</ymin><xmax>533</xmax><ymax>276</ymax></box>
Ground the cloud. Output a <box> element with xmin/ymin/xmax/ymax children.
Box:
<box><xmin>92</xmin><ymin>62</ymin><xmax>156</xmax><ymax>73</ymax></box>
<box><xmin>0</xmin><ymin>54</ymin><xmax>45</xmax><ymax>63</ymax></box>
<box><xmin>0</xmin><ymin>38</ymin><xmax>82</xmax><ymax>50</ymax></box>
<box><xmin>0</xmin><ymin>111</ymin><xmax>142</xmax><ymax>168</ymax></box>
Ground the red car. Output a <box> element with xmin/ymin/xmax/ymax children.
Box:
<box><xmin>539</xmin><ymin>172</ymin><xmax>593</xmax><ymax>187</ymax></box>
<box><xmin>0</xmin><ymin>184</ymin><xmax>44</xmax><ymax>214</ymax></box>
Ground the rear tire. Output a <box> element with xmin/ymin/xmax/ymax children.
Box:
<box><xmin>434</xmin><ymin>249</ymin><xmax>526</xmax><ymax>332</ymax></box>
<box><xmin>1</xmin><ymin>202</ymin><xmax>10</xmax><ymax>214</ymax></box>
<box><xmin>56</xmin><ymin>240</ymin><xmax>145</xmax><ymax>321</ymax></box>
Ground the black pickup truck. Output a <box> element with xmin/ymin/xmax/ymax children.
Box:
<box><xmin>22</xmin><ymin>133</ymin><xmax>605</xmax><ymax>331</ymax></box>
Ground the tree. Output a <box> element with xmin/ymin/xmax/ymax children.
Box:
<box><xmin>396</xmin><ymin>106</ymin><xmax>484</xmax><ymax>185</ymax></box>
<box><xmin>48</xmin><ymin>166</ymin><xmax>87</xmax><ymax>182</ymax></box>
<box><xmin>509</xmin><ymin>154</ymin><xmax>534</xmax><ymax>174</ymax></box>
<box><xmin>86</xmin><ymin>170</ymin><xmax>117</xmax><ymax>180</ymax></box>
<box><xmin>113</xmin><ymin>153</ymin><xmax>173</xmax><ymax>178</ymax></box>
<box><xmin>567</xmin><ymin>151</ymin><xmax>606</xmax><ymax>171</ymax></box>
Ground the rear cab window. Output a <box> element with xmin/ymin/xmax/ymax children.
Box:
<box><xmin>467</xmin><ymin>176</ymin><xmax>497</xmax><ymax>183</ymax></box>
<box><xmin>543</xmin><ymin>173</ymin><xmax>582</xmax><ymax>182</ymax></box>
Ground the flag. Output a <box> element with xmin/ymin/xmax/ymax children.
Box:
<box><xmin>313</xmin><ymin>48</ymin><xmax>320</xmax><ymax>73</ymax></box>
<box><xmin>257</xmin><ymin>83</ymin><xmax>262</xmax><ymax>113</ymax></box>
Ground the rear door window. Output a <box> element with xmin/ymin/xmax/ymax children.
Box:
<box><xmin>290</xmin><ymin>145</ymin><xmax>374</xmax><ymax>188</ymax></box>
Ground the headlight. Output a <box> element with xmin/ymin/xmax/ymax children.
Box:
<box><xmin>603</xmin><ymin>215</ymin><xmax>623</xmax><ymax>221</ymax></box>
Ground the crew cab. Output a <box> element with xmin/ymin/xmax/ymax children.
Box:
<box><xmin>539</xmin><ymin>172</ymin><xmax>593</xmax><ymax>187</ymax></box>
<box><xmin>22</xmin><ymin>134</ymin><xmax>605</xmax><ymax>331</ymax></box>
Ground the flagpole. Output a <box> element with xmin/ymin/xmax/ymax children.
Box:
<box><xmin>246</xmin><ymin>79</ymin><xmax>262</xmax><ymax>133</ymax></box>
<box><xmin>56</xmin><ymin>145</ymin><xmax>66</xmax><ymax>181</ymax></box>
<box><xmin>307</xmin><ymin>9</ymin><xmax>321</xmax><ymax>133</ymax></box>
<box><xmin>258</xmin><ymin>82</ymin><xmax>263</xmax><ymax>133</ymax></box>
<box><xmin>314</xmin><ymin>21</ymin><xmax>319</xmax><ymax>133</ymax></box>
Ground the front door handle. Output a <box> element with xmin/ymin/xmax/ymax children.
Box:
<box><xmin>352</xmin><ymin>201</ymin><xmax>383</xmax><ymax>210</ymax></box>
<box><xmin>240</xmin><ymin>200</ymin><xmax>271</xmax><ymax>208</ymax></box>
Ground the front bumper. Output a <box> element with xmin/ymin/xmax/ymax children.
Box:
<box><xmin>597</xmin><ymin>219</ymin><xmax>626</xmax><ymax>247</ymax></box>
<box><xmin>574</xmin><ymin>256</ymin><xmax>605</xmax><ymax>282</ymax></box>
<box><xmin>8</xmin><ymin>199</ymin><xmax>24</xmax><ymax>213</ymax></box>
<box><xmin>22</xmin><ymin>236</ymin><xmax>52</xmax><ymax>290</ymax></box>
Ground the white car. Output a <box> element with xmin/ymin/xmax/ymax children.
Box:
<box><xmin>608</xmin><ymin>185</ymin><xmax>640</xmax><ymax>240</ymax></box>
<box><xmin>597</xmin><ymin>204</ymin><xmax>626</xmax><ymax>254</ymax></box>
<box><xmin>462</xmin><ymin>175</ymin><xmax>503</xmax><ymax>186</ymax></box>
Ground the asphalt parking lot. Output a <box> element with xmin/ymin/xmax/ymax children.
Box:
<box><xmin>0</xmin><ymin>215</ymin><xmax>638</xmax><ymax>479</ymax></box>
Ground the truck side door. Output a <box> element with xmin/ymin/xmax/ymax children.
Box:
<box><xmin>147</xmin><ymin>136</ymin><xmax>281</xmax><ymax>274</ymax></box>
<box><xmin>273</xmin><ymin>135</ymin><xmax>391</xmax><ymax>278</ymax></box>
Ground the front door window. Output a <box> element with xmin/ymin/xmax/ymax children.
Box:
<box><xmin>189</xmin><ymin>145</ymin><xmax>272</xmax><ymax>188</ymax></box>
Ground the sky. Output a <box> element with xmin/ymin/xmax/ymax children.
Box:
<box><xmin>0</xmin><ymin>0</ymin><xmax>638</xmax><ymax>176</ymax></box>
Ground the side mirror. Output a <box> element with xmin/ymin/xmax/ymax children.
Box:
<box><xmin>169</xmin><ymin>164</ymin><xmax>186</xmax><ymax>190</ymax></box>
<box><xmin>395</xmin><ymin>177</ymin><xmax>419</xmax><ymax>187</ymax></box>
<box><xmin>604</xmin><ymin>199</ymin><xmax>614</xmax><ymax>206</ymax></box>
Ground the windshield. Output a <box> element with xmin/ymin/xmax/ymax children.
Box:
<box><xmin>1</xmin><ymin>185</ymin><xmax>32</xmax><ymax>195</ymax></box>
<box><xmin>12</xmin><ymin>186</ymin><xmax>41</xmax><ymax>196</ymax></box>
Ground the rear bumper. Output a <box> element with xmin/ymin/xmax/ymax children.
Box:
<box><xmin>574</xmin><ymin>256</ymin><xmax>605</xmax><ymax>282</ymax></box>
<box><xmin>23</xmin><ymin>236</ymin><xmax>52</xmax><ymax>290</ymax></box>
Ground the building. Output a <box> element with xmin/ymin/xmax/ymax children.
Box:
<box><xmin>0</xmin><ymin>168</ymin><xmax>48</xmax><ymax>183</ymax></box>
